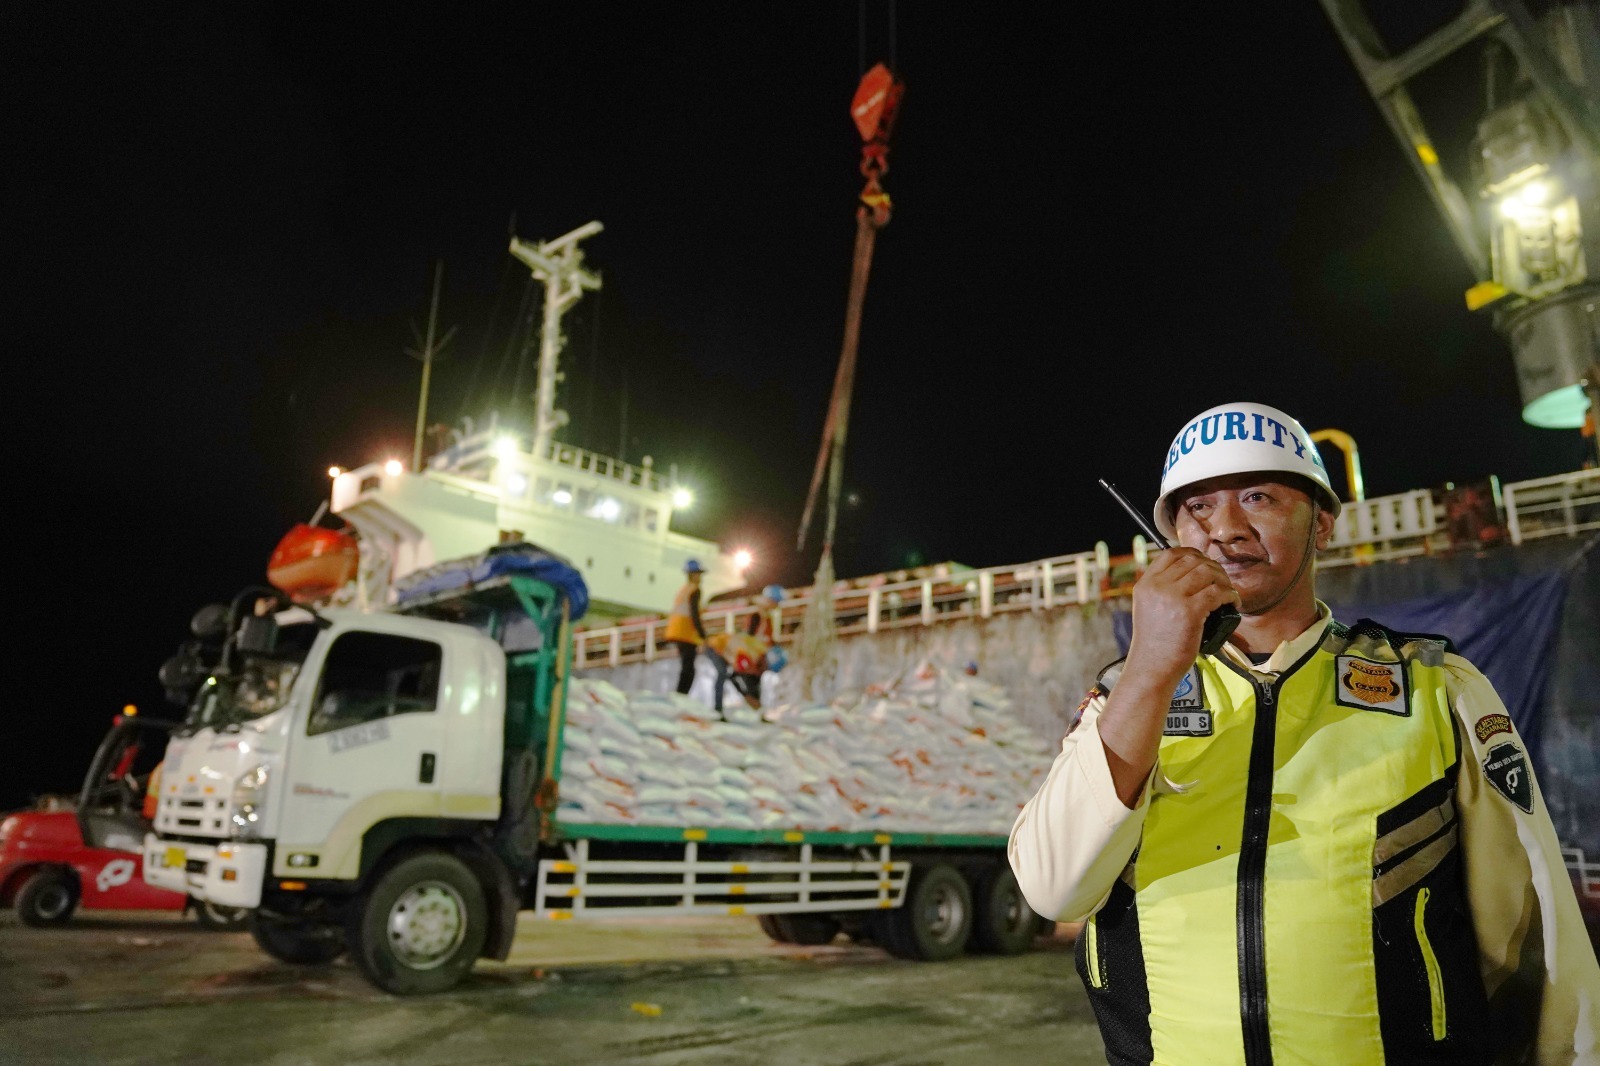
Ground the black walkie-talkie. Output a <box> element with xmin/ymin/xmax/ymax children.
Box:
<box><xmin>1097</xmin><ymin>479</ymin><xmax>1240</xmax><ymax>657</ymax></box>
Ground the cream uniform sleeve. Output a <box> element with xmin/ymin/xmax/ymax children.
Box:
<box><xmin>1008</xmin><ymin>690</ymin><xmax>1155</xmax><ymax>922</ymax></box>
<box><xmin>1448</xmin><ymin>654</ymin><xmax>1600</xmax><ymax>1066</ymax></box>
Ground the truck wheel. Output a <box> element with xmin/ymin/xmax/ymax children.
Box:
<box><xmin>757</xmin><ymin>914</ymin><xmax>791</xmax><ymax>943</ymax></box>
<box><xmin>194</xmin><ymin>900</ymin><xmax>251</xmax><ymax>932</ymax></box>
<box><xmin>971</xmin><ymin>865</ymin><xmax>1042</xmax><ymax>955</ymax></box>
<box><xmin>878</xmin><ymin>864</ymin><xmax>971</xmax><ymax>962</ymax></box>
<box><xmin>15</xmin><ymin>868</ymin><xmax>78</xmax><ymax>927</ymax></box>
<box><xmin>349</xmin><ymin>851</ymin><xmax>487</xmax><ymax>995</ymax></box>
<box><xmin>249</xmin><ymin>911</ymin><xmax>345</xmax><ymax>964</ymax></box>
<box><xmin>770</xmin><ymin>914</ymin><xmax>840</xmax><ymax>946</ymax></box>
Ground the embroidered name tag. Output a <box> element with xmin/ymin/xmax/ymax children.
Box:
<box><xmin>1164</xmin><ymin>667</ymin><xmax>1212</xmax><ymax>736</ymax></box>
<box><xmin>1334</xmin><ymin>655</ymin><xmax>1408</xmax><ymax>716</ymax></box>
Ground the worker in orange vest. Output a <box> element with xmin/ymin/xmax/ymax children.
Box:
<box><xmin>663</xmin><ymin>559</ymin><xmax>708</xmax><ymax>695</ymax></box>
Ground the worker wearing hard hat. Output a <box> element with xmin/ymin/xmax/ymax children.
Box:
<box><xmin>1010</xmin><ymin>402</ymin><xmax>1599</xmax><ymax>1065</ymax></box>
<box><xmin>704</xmin><ymin>584</ymin><xmax>786</xmax><ymax>715</ymax></box>
<box><xmin>663</xmin><ymin>560</ymin><xmax>708</xmax><ymax>696</ymax></box>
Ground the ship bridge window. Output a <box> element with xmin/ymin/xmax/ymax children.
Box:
<box><xmin>360</xmin><ymin>475</ymin><xmax>381</xmax><ymax>494</ymax></box>
<box><xmin>308</xmin><ymin>632</ymin><xmax>442</xmax><ymax>737</ymax></box>
<box><xmin>644</xmin><ymin>508</ymin><xmax>660</xmax><ymax>533</ymax></box>
<box><xmin>622</xmin><ymin>503</ymin><xmax>641</xmax><ymax>528</ymax></box>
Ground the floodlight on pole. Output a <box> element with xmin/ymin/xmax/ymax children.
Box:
<box><xmin>1316</xmin><ymin>0</ymin><xmax>1600</xmax><ymax>456</ymax></box>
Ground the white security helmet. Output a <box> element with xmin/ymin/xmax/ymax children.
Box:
<box><xmin>1154</xmin><ymin>402</ymin><xmax>1340</xmax><ymax>540</ymax></box>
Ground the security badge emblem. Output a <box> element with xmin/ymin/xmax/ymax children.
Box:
<box><xmin>1164</xmin><ymin>667</ymin><xmax>1211</xmax><ymax>736</ymax></box>
<box><xmin>1483</xmin><ymin>742</ymin><xmax>1534</xmax><ymax>814</ymax></box>
<box><xmin>1334</xmin><ymin>655</ymin><xmax>1408</xmax><ymax>716</ymax></box>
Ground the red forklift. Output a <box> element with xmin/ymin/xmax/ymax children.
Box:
<box><xmin>0</xmin><ymin>710</ymin><xmax>248</xmax><ymax>929</ymax></box>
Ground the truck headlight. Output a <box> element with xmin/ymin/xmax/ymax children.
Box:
<box><xmin>230</xmin><ymin>765</ymin><xmax>269</xmax><ymax>839</ymax></box>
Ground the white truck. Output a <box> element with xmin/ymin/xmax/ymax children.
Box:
<box><xmin>144</xmin><ymin>548</ymin><xmax>1044</xmax><ymax>994</ymax></box>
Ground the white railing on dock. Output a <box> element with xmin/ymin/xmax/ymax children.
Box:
<box><xmin>571</xmin><ymin>469</ymin><xmax>1598</xmax><ymax>671</ymax></box>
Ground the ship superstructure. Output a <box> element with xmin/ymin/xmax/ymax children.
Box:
<box><xmin>299</xmin><ymin>221</ymin><xmax>748</xmax><ymax>621</ymax></box>
<box><xmin>331</xmin><ymin>423</ymin><xmax>743</xmax><ymax>621</ymax></box>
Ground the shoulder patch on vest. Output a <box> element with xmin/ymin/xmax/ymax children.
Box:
<box><xmin>1335</xmin><ymin>655</ymin><xmax>1409</xmax><ymax>715</ymax></box>
<box><xmin>1482</xmin><ymin>742</ymin><xmax>1534</xmax><ymax>813</ymax></box>
<box><xmin>1163</xmin><ymin>666</ymin><xmax>1212</xmax><ymax>736</ymax></box>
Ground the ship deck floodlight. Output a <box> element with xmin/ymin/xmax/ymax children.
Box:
<box><xmin>671</xmin><ymin>487</ymin><xmax>694</xmax><ymax>510</ymax></box>
<box><xmin>733</xmin><ymin>548</ymin><xmax>753</xmax><ymax>571</ymax></box>
<box><xmin>384</xmin><ymin>459</ymin><xmax>404</xmax><ymax>477</ymax></box>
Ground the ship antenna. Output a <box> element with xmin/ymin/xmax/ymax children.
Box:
<box><xmin>508</xmin><ymin>221</ymin><xmax>604</xmax><ymax>461</ymax></box>
<box><xmin>409</xmin><ymin>260</ymin><xmax>457</xmax><ymax>471</ymax></box>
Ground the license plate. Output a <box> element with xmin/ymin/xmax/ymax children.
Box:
<box><xmin>165</xmin><ymin>847</ymin><xmax>186</xmax><ymax>868</ymax></box>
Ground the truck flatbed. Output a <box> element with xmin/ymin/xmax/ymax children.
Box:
<box><xmin>553</xmin><ymin>820</ymin><xmax>1007</xmax><ymax>849</ymax></box>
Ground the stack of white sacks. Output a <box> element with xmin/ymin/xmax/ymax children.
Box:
<box><xmin>557</xmin><ymin>662</ymin><xmax>1056</xmax><ymax>836</ymax></box>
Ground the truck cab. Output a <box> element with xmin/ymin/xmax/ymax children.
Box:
<box><xmin>145</xmin><ymin>548</ymin><xmax>576</xmax><ymax>991</ymax></box>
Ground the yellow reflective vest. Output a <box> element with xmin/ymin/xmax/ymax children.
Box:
<box><xmin>1082</xmin><ymin>620</ymin><xmax>1493</xmax><ymax>1065</ymax></box>
<box><xmin>663</xmin><ymin>583</ymin><xmax>703</xmax><ymax>645</ymax></box>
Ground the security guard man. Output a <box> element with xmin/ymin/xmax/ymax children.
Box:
<box><xmin>663</xmin><ymin>559</ymin><xmax>708</xmax><ymax>696</ymax></box>
<box><xmin>1010</xmin><ymin>402</ymin><xmax>1599</xmax><ymax>1065</ymax></box>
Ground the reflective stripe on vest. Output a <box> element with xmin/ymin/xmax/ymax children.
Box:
<box><xmin>1085</xmin><ymin>624</ymin><xmax>1489</xmax><ymax>1066</ymax></box>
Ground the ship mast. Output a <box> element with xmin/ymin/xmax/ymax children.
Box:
<box><xmin>508</xmin><ymin>220</ymin><xmax>604</xmax><ymax>460</ymax></box>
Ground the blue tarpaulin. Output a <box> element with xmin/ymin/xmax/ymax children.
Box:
<box><xmin>394</xmin><ymin>543</ymin><xmax>590</xmax><ymax>621</ymax></box>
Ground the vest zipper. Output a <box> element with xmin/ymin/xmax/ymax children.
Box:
<box><xmin>1413</xmin><ymin>887</ymin><xmax>1447</xmax><ymax>1040</ymax></box>
<box><xmin>1219</xmin><ymin>636</ymin><xmax>1330</xmax><ymax>1066</ymax></box>
<box><xmin>1237</xmin><ymin>675</ymin><xmax>1278</xmax><ymax>1066</ymax></box>
<box><xmin>1085</xmin><ymin>913</ymin><xmax>1104</xmax><ymax>989</ymax></box>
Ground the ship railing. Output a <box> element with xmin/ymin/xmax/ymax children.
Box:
<box><xmin>569</xmin><ymin>468</ymin><xmax>1596</xmax><ymax>671</ymax></box>
<box><xmin>570</xmin><ymin>551</ymin><xmax>1108</xmax><ymax>670</ymax></box>
<box><xmin>1504</xmin><ymin>470</ymin><xmax>1600</xmax><ymax>546</ymax></box>
<box><xmin>1318</xmin><ymin>488</ymin><xmax>1440</xmax><ymax>568</ymax></box>
<box><xmin>1563</xmin><ymin>847</ymin><xmax>1600</xmax><ymax>901</ymax></box>
<box><xmin>543</xmin><ymin>441</ymin><xmax>670</xmax><ymax>495</ymax></box>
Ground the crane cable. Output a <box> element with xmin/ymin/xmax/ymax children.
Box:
<box><xmin>794</xmin><ymin>60</ymin><xmax>904</xmax><ymax>698</ymax></box>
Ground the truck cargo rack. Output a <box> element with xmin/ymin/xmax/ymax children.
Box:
<box><xmin>533</xmin><ymin>838</ymin><xmax>910</xmax><ymax>920</ymax></box>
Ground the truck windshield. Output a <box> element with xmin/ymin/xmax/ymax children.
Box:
<box><xmin>188</xmin><ymin>658</ymin><xmax>301</xmax><ymax>731</ymax></box>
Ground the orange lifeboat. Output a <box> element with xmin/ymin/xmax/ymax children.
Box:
<box><xmin>267</xmin><ymin>524</ymin><xmax>358</xmax><ymax>603</ymax></box>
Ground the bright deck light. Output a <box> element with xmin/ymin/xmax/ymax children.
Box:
<box><xmin>327</xmin><ymin>466</ymin><xmax>343</xmax><ymax>479</ymax></box>
<box><xmin>552</xmin><ymin>489</ymin><xmax>573</xmax><ymax>505</ymax></box>
<box><xmin>384</xmin><ymin>459</ymin><xmax>404</xmax><ymax>476</ymax></box>
<box><xmin>733</xmin><ymin>548</ymin><xmax>754</xmax><ymax>571</ymax></box>
<box><xmin>493</xmin><ymin>435</ymin><xmax>519</xmax><ymax>459</ymax></box>
<box><xmin>596</xmin><ymin>498</ymin><xmax>621</xmax><ymax>521</ymax></box>
<box><xmin>672</xmin><ymin>487</ymin><xmax>694</xmax><ymax>510</ymax></box>
<box><xmin>506</xmin><ymin>473</ymin><xmax>528</xmax><ymax>495</ymax></box>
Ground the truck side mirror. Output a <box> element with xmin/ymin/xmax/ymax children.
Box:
<box><xmin>190</xmin><ymin>604</ymin><xmax>230</xmax><ymax>643</ymax></box>
<box><xmin>237</xmin><ymin>615</ymin><xmax>280</xmax><ymax>655</ymax></box>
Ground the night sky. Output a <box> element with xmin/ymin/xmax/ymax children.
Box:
<box><xmin>6</xmin><ymin>3</ymin><xmax>1590</xmax><ymax>810</ymax></box>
